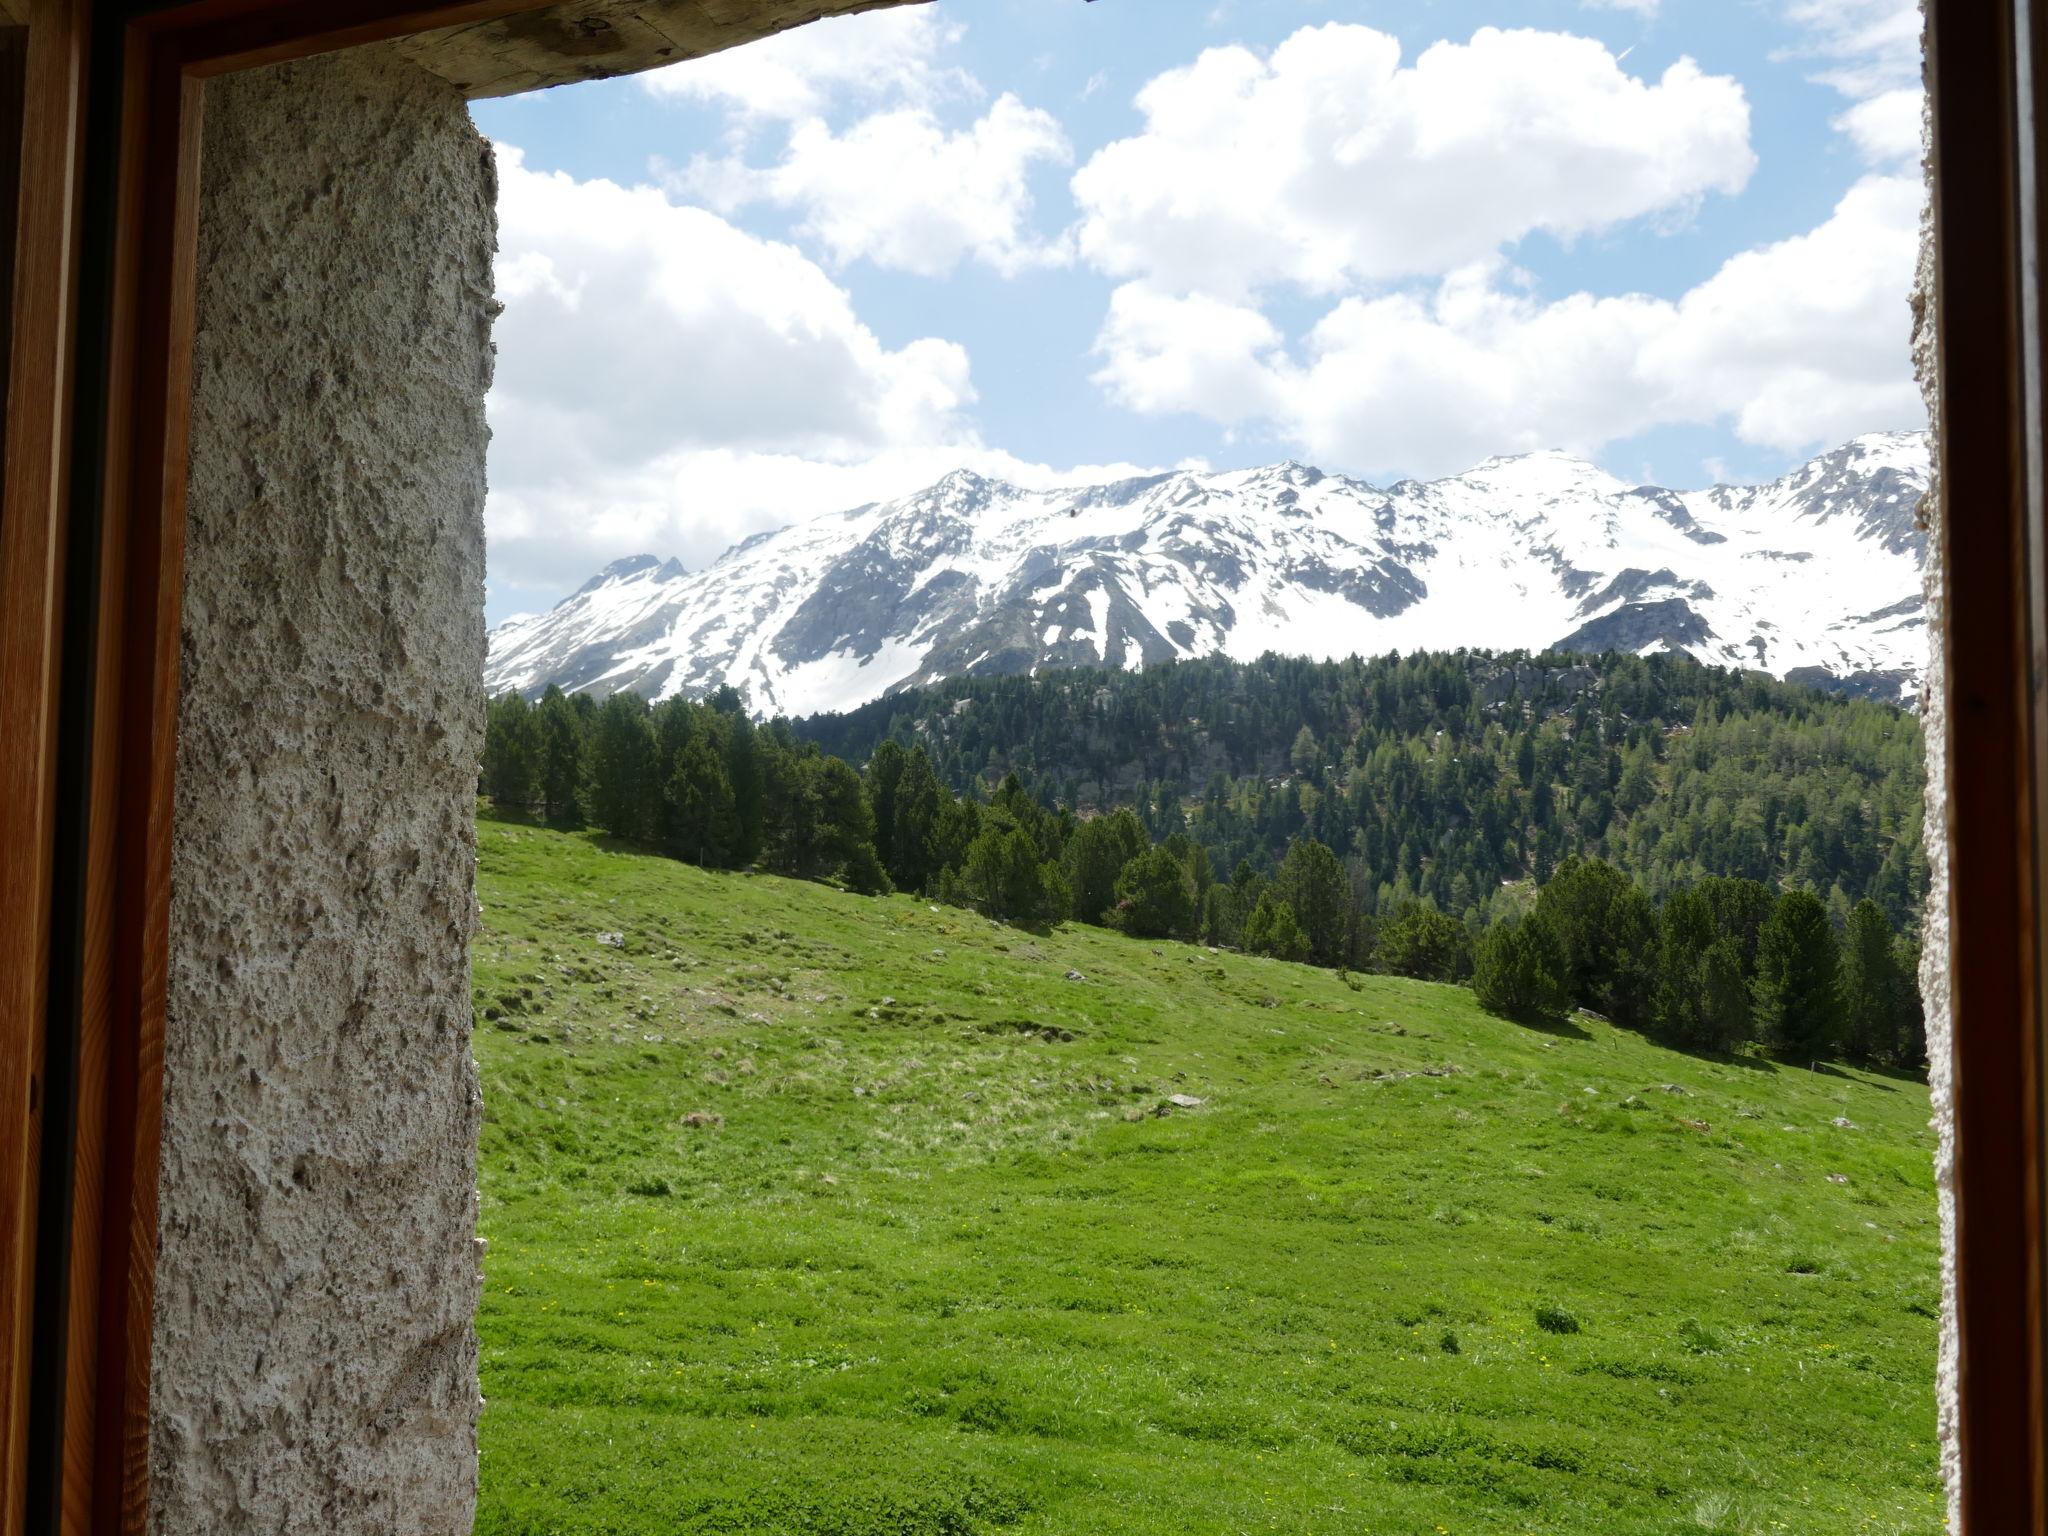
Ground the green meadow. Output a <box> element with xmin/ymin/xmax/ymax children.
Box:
<box><xmin>470</xmin><ymin>809</ymin><xmax>1941</xmax><ymax>1536</ymax></box>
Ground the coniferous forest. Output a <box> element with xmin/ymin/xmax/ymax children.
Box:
<box><xmin>481</xmin><ymin>648</ymin><xmax>1928</xmax><ymax>1069</ymax></box>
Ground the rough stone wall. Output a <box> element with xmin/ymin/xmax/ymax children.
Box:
<box><xmin>151</xmin><ymin>46</ymin><xmax>494</xmax><ymax>1535</ymax></box>
<box><xmin>1909</xmin><ymin>15</ymin><xmax>1962</xmax><ymax>1525</ymax></box>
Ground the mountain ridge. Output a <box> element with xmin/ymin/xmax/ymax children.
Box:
<box><xmin>486</xmin><ymin>432</ymin><xmax>1930</xmax><ymax>713</ymax></box>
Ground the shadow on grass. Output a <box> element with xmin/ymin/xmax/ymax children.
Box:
<box><xmin>1808</xmin><ymin>1061</ymin><xmax>1929</xmax><ymax>1090</ymax></box>
<box><xmin>1853</xmin><ymin>1062</ymin><xmax>1933</xmax><ymax>1092</ymax></box>
<box><xmin>1516</xmin><ymin>1011</ymin><xmax>1593</xmax><ymax>1041</ymax></box>
<box><xmin>1686</xmin><ymin>1047</ymin><xmax>1779</xmax><ymax>1074</ymax></box>
<box><xmin>1585</xmin><ymin>1017</ymin><xmax>1780</xmax><ymax>1074</ymax></box>
<box><xmin>478</xmin><ymin>800</ymin><xmax>591</xmax><ymax>836</ymax></box>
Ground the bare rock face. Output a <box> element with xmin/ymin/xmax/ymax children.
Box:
<box><xmin>488</xmin><ymin>435</ymin><xmax>1933</xmax><ymax>716</ymax></box>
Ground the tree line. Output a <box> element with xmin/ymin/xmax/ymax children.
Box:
<box><xmin>1468</xmin><ymin>857</ymin><xmax>1925</xmax><ymax>1069</ymax></box>
<box><xmin>793</xmin><ymin>649</ymin><xmax>1927</xmax><ymax>934</ymax></box>
<box><xmin>483</xmin><ymin>685</ymin><xmax>890</xmax><ymax>893</ymax></box>
<box><xmin>484</xmin><ymin>648</ymin><xmax>1927</xmax><ymax>1070</ymax></box>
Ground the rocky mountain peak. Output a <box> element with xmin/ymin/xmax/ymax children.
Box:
<box><xmin>489</xmin><ymin>434</ymin><xmax>1932</xmax><ymax>716</ymax></box>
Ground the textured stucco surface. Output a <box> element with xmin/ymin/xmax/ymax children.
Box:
<box><xmin>399</xmin><ymin>0</ymin><xmax>923</xmax><ymax>99</ymax></box>
<box><xmin>1909</xmin><ymin>17</ymin><xmax>1961</xmax><ymax>1525</ymax></box>
<box><xmin>152</xmin><ymin>46</ymin><xmax>495</xmax><ymax>1535</ymax></box>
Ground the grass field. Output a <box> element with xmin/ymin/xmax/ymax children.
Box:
<box><xmin>469</xmin><ymin>809</ymin><xmax>1942</xmax><ymax>1535</ymax></box>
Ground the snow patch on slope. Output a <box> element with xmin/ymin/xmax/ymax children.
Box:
<box><xmin>486</xmin><ymin>434</ymin><xmax>1931</xmax><ymax>713</ymax></box>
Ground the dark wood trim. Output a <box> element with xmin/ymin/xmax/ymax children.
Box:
<box><xmin>0</xmin><ymin>0</ymin><xmax>86</xmax><ymax>1532</ymax></box>
<box><xmin>5</xmin><ymin>0</ymin><xmax>2045</xmax><ymax>1534</ymax></box>
<box><xmin>155</xmin><ymin>0</ymin><xmax>558</xmax><ymax>74</ymax></box>
<box><xmin>0</xmin><ymin>28</ymin><xmax>30</xmax><ymax>427</ymax></box>
<box><xmin>1924</xmin><ymin>0</ymin><xmax>2048</xmax><ymax>1527</ymax></box>
<box><xmin>24</xmin><ymin>6</ymin><xmax>557</xmax><ymax>1532</ymax></box>
<box><xmin>67</xmin><ymin>36</ymin><xmax>199</xmax><ymax>1536</ymax></box>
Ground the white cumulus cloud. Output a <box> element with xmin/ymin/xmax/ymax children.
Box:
<box><xmin>677</xmin><ymin>94</ymin><xmax>1072</xmax><ymax>277</ymax></box>
<box><xmin>485</xmin><ymin>145</ymin><xmax>1145</xmax><ymax>616</ymax></box>
<box><xmin>1780</xmin><ymin>0</ymin><xmax>1922</xmax><ymax>101</ymax></box>
<box><xmin>488</xmin><ymin>145</ymin><xmax>977</xmax><ymax>603</ymax></box>
<box><xmin>1094</xmin><ymin>174</ymin><xmax>1924</xmax><ymax>477</ymax></box>
<box><xmin>1071</xmin><ymin>24</ymin><xmax>1755</xmax><ymax>300</ymax></box>
<box><xmin>640</xmin><ymin>5</ymin><xmax>971</xmax><ymax>122</ymax></box>
<box><xmin>1782</xmin><ymin>0</ymin><xmax>1922</xmax><ymax>168</ymax></box>
<box><xmin>1835</xmin><ymin>87</ymin><xmax>1922</xmax><ymax>166</ymax></box>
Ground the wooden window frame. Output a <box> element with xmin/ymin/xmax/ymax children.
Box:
<box><xmin>0</xmin><ymin>0</ymin><xmax>2044</xmax><ymax>1531</ymax></box>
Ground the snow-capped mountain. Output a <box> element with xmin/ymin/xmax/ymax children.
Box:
<box><xmin>485</xmin><ymin>433</ymin><xmax>1931</xmax><ymax>715</ymax></box>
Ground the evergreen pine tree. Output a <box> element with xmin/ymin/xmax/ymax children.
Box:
<box><xmin>1892</xmin><ymin>936</ymin><xmax>1927</xmax><ymax>1070</ymax></box>
<box><xmin>665</xmin><ymin>733</ymin><xmax>740</xmax><ymax>867</ymax></box>
<box><xmin>1839</xmin><ymin>899</ymin><xmax>1900</xmax><ymax>1063</ymax></box>
<box><xmin>813</xmin><ymin>755</ymin><xmax>887</xmax><ymax>892</ymax></box>
<box><xmin>584</xmin><ymin>692</ymin><xmax>655</xmax><ymax>841</ymax></box>
<box><xmin>864</xmin><ymin>738</ymin><xmax>908</xmax><ymax>875</ymax></box>
<box><xmin>1109</xmin><ymin>845</ymin><xmax>1197</xmax><ymax>939</ymax></box>
<box><xmin>929</xmin><ymin>794</ymin><xmax>982</xmax><ymax>888</ymax></box>
<box><xmin>649</xmin><ymin>697</ymin><xmax>698</xmax><ymax>854</ymax></box>
<box><xmin>1063</xmin><ymin>809</ymin><xmax>1146</xmax><ymax>926</ymax></box>
<box><xmin>482</xmin><ymin>693</ymin><xmax>539</xmax><ymax>811</ymax></box>
<box><xmin>1276</xmin><ymin>837</ymin><xmax>1352</xmax><ymax>968</ymax></box>
<box><xmin>1471</xmin><ymin>915</ymin><xmax>1569</xmax><ymax>1022</ymax></box>
<box><xmin>724</xmin><ymin>711</ymin><xmax>766</xmax><ymax>866</ymax></box>
<box><xmin>1375</xmin><ymin>902</ymin><xmax>1470</xmax><ymax>982</ymax></box>
<box><xmin>960</xmin><ymin>825</ymin><xmax>1053</xmax><ymax>925</ymax></box>
<box><xmin>1753</xmin><ymin>890</ymin><xmax>1844</xmax><ymax>1062</ymax></box>
<box><xmin>1242</xmin><ymin>891</ymin><xmax>1309</xmax><ymax>962</ymax></box>
<box><xmin>889</xmin><ymin>746</ymin><xmax>946</xmax><ymax>893</ymax></box>
<box><xmin>536</xmin><ymin>685</ymin><xmax>585</xmax><ymax>825</ymax></box>
<box><xmin>1698</xmin><ymin>937</ymin><xmax>1753</xmax><ymax>1052</ymax></box>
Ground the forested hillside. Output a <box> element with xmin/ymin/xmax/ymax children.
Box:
<box><xmin>794</xmin><ymin>650</ymin><xmax>1927</xmax><ymax>933</ymax></box>
<box><xmin>482</xmin><ymin>647</ymin><xmax>1928</xmax><ymax>1070</ymax></box>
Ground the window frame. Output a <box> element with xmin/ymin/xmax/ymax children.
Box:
<box><xmin>3</xmin><ymin>0</ymin><xmax>2044</xmax><ymax>1530</ymax></box>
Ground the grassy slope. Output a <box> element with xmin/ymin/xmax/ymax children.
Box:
<box><xmin>470</xmin><ymin>810</ymin><xmax>1941</xmax><ymax>1536</ymax></box>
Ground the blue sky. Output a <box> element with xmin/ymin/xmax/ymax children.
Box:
<box><xmin>476</xmin><ymin>0</ymin><xmax>1924</xmax><ymax>623</ymax></box>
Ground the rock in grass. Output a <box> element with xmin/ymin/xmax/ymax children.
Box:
<box><xmin>1065</xmin><ymin>970</ymin><xmax>1086</xmax><ymax>982</ymax></box>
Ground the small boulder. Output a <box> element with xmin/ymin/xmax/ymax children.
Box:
<box><xmin>1065</xmin><ymin>969</ymin><xmax>1086</xmax><ymax>982</ymax></box>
